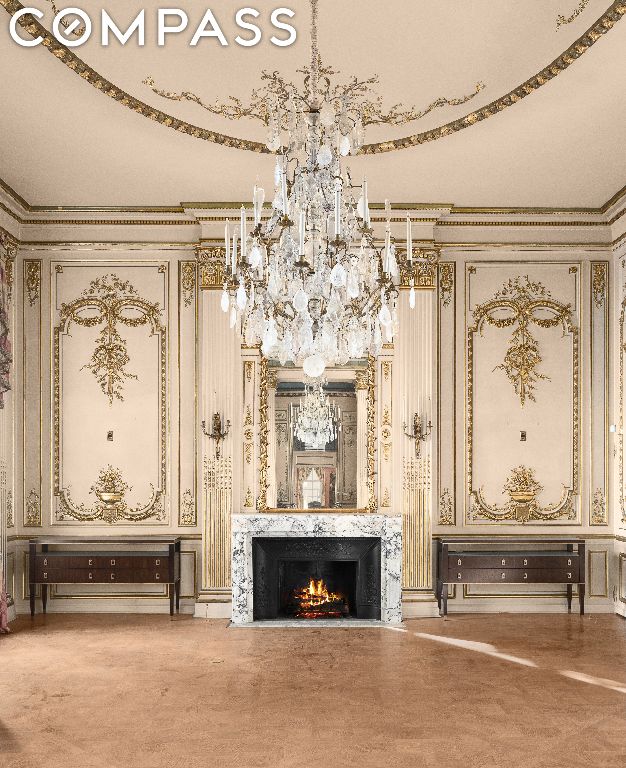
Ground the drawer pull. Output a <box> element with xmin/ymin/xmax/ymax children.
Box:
<box><xmin>43</xmin><ymin>558</ymin><xmax>48</xmax><ymax>566</ymax></box>
<box><xmin>156</xmin><ymin>573</ymin><xmax>160</xmax><ymax>581</ymax></box>
<box><xmin>457</xmin><ymin>573</ymin><xmax>462</xmax><ymax>580</ymax></box>
<box><xmin>156</xmin><ymin>559</ymin><xmax>161</xmax><ymax>566</ymax></box>
<box><xmin>88</xmin><ymin>573</ymin><xmax>93</xmax><ymax>580</ymax></box>
<box><xmin>501</xmin><ymin>559</ymin><xmax>506</xmax><ymax>566</ymax></box>
<box><xmin>110</xmin><ymin>559</ymin><xmax>116</xmax><ymax>566</ymax></box>
<box><xmin>111</xmin><ymin>573</ymin><xmax>115</xmax><ymax>581</ymax></box>
<box><xmin>457</xmin><ymin>558</ymin><xmax>462</xmax><ymax>566</ymax></box>
<box><xmin>567</xmin><ymin>559</ymin><xmax>572</xmax><ymax>566</ymax></box>
<box><xmin>523</xmin><ymin>573</ymin><xmax>528</xmax><ymax>580</ymax></box>
<box><xmin>523</xmin><ymin>559</ymin><xmax>528</xmax><ymax>566</ymax></box>
<box><xmin>567</xmin><ymin>572</ymin><xmax>572</xmax><ymax>580</ymax></box>
<box><xmin>501</xmin><ymin>573</ymin><xmax>506</xmax><ymax>580</ymax></box>
<box><xmin>89</xmin><ymin>559</ymin><xmax>93</xmax><ymax>566</ymax></box>
<box><xmin>43</xmin><ymin>572</ymin><xmax>48</xmax><ymax>580</ymax></box>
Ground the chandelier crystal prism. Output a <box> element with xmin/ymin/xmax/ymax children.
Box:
<box><xmin>292</xmin><ymin>379</ymin><xmax>340</xmax><ymax>450</ymax></box>
<box><xmin>220</xmin><ymin>0</ymin><xmax>428</xmax><ymax>377</ymax></box>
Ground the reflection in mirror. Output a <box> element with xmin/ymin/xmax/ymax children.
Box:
<box><xmin>275</xmin><ymin>377</ymin><xmax>357</xmax><ymax>509</ymax></box>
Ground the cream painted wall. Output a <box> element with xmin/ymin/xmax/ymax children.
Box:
<box><xmin>2</xmin><ymin>184</ymin><xmax>625</xmax><ymax>618</ymax></box>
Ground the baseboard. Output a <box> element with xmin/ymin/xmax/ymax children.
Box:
<box><xmin>194</xmin><ymin>601</ymin><xmax>232</xmax><ymax>619</ymax></box>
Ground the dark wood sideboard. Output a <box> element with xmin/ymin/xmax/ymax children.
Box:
<box><xmin>436</xmin><ymin>537</ymin><xmax>585</xmax><ymax>617</ymax></box>
<box><xmin>29</xmin><ymin>537</ymin><xmax>181</xmax><ymax>617</ymax></box>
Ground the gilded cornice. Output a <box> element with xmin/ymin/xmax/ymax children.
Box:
<box><xmin>1</xmin><ymin>0</ymin><xmax>624</xmax><ymax>156</ymax></box>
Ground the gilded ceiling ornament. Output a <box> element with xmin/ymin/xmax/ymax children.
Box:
<box><xmin>557</xmin><ymin>0</ymin><xmax>591</xmax><ymax>29</ymax></box>
<box><xmin>472</xmin><ymin>276</ymin><xmax>572</xmax><ymax>406</ymax></box>
<box><xmin>143</xmin><ymin>73</ymin><xmax>484</xmax><ymax>130</ymax></box>
<box><xmin>25</xmin><ymin>260</ymin><xmax>40</xmax><ymax>306</ymax></box>
<box><xmin>4</xmin><ymin>0</ymin><xmax>624</xmax><ymax>154</ymax></box>
<box><xmin>60</xmin><ymin>274</ymin><xmax>162</xmax><ymax>405</ymax></box>
<box><xmin>592</xmin><ymin>262</ymin><xmax>607</xmax><ymax>308</ymax></box>
<box><xmin>438</xmin><ymin>488</ymin><xmax>454</xmax><ymax>526</ymax></box>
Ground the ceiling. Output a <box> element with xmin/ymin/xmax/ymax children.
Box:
<box><xmin>0</xmin><ymin>0</ymin><xmax>625</xmax><ymax>209</ymax></box>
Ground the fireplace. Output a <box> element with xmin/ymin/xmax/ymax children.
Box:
<box><xmin>252</xmin><ymin>537</ymin><xmax>381</xmax><ymax>621</ymax></box>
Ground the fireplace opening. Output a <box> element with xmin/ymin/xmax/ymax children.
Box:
<box><xmin>280</xmin><ymin>560</ymin><xmax>357</xmax><ymax>619</ymax></box>
<box><xmin>252</xmin><ymin>537</ymin><xmax>381</xmax><ymax>621</ymax></box>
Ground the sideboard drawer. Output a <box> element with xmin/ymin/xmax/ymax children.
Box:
<box><xmin>453</xmin><ymin>568</ymin><xmax>579</xmax><ymax>584</ymax></box>
<box><xmin>448</xmin><ymin>554</ymin><xmax>579</xmax><ymax>570</ymax></box>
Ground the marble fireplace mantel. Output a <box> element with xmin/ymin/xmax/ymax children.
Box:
<box><xmin>231</xmin><ymin>514</ymin><xmax>402</xmax><ymax>624</ymax></box>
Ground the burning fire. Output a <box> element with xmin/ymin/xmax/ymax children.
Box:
<box><xmin>291</xmin><ymin>578</ymin><xmax>348</xmax><ymax>619</ymax></box>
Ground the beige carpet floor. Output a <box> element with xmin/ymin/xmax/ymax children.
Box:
<box><xmin>1</xmin><ymin>613</ymin><xmax>625</xmax><ymax>768</ymax></box>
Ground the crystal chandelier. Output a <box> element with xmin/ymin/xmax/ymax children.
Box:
<box><xmin>216</xmin><ymin>0</ymin><xmax>441</xmax><ymax>377</ymax></box>
<box><xmin>292</xmin><ymin>379</ymin><xmax>340</xmax><ymax>450</ymax></box>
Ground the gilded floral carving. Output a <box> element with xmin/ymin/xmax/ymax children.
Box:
<box><xmin>180</xmin><ymin>261</ymin><xmax>196</xmax><ymax>308</ymax></box>
<box><xmin>25</xmin><ymin>260</ymin><xmax>40</xmax><ymax>306</ymax></box>
<box><xmin>180</xmin><ymin>488</ymin><xmax>196</xmax><ymax>526</ymax></box>
<box><xmin>25</xmin><ymin>489</ymin><xmax>41</xmax><ymax>527</ymax></box>
<box><xmin>471</xmin><ymin>465</ymin><xmax>576</xmax><ymax>524</ymax></box>
<box><xmin>591</xmin><ymin>488</ymin><xmax>607</xmax><ymax>525</ymax></box>
<box><xmin>592</xmin><ymin>263</ymin><xmax>607</xmax><ymax>309</ymax></box>
<box><xmin>58</xmin><ymin>464</ymin><xmax>165</xmax><ymax>524</ymax></box>
<box><xmin>439</xmin><ymin>263</ymin><xmax>454</xmax><ymax>308</ymax></box>
<box><xmin>472</xmin><ymin>276</ymin><xmax>572</xmax><ymax>406</ymax></box>
<box><xmin>60</xmin><ymin>274</ymin><xmax>162</xmax><ymax>405</ymax></box>
<box><xmin>438</xmin><ymin>488</ymin><xmax>454</xmax><ymax>526</ymax></box>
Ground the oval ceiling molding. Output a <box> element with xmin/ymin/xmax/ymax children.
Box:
<box><xmin>2</xmin><ymin>0</ymin><xmax>625</xmax><ymax>155</ymax></box>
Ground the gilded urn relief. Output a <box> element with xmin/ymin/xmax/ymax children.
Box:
<box><xmin>53</xmin><ymin>264</ymin><xmax>168</xmax><ymax>524</ymax></box>
<box><xmin>466</xmin><ymin>266</ymin><xmax>580</xmax><ymax>524</ymax></box>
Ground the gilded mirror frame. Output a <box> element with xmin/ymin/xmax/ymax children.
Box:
<box><xmin>258</xmin><ymin>356</ymin><xmax>377</xmax><ymax>514</ymax></box>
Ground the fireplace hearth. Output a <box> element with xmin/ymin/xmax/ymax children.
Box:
<box><xmin>252</xmin><ymin>537</ymin><xmax>381</xmax><ymax>621</ymax></box>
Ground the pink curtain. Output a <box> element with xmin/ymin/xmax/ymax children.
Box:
<box><xmin>0</xmin><ymin>568</ymin><xmax>9</xmax><ymax>633</ymax></box>
<box><xmin>0</xmin><ymin>261</ymin><xmax>11</xmax><ymax>408</ymax></box>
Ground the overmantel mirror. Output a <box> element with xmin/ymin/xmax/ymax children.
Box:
<box><xmin>258</xmin><ymin>357</ymin><xmax>376</xmax><ymax>513</ymax></box>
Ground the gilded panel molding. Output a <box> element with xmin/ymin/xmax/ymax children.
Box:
<box><xmin>437</xmin><ymin>262</ymin><xmax>456</xmax><ymax>529</ymax></box>
<box><xmin>178</xmin><ymin>259</ymin><xmax>198</xmax><ymax>527</ymax></box>
<box><xmin>53</xmin><ymin>268</ymin><xmax>168</xmax><ymax>524</ymax></box>
<box><xmin>590</xmin><ymin>261</ymin><xmax>609</xmax><ymax>526</ymax></box>
<box><xmin>22</xmin><ymin>259</ymin><xmax>42</xmax><ymax>528</ymax></box>
<box><xmin>467</xmin><ymin>268</ymin><xmax>579</xmax><ymax>524</ymax></box>
<box><xmin>4</xmin><ymin>0</ymin><xmax>623</xmax><ymax>155</ymax></box>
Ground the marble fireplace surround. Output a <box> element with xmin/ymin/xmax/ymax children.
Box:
<box><xmin>231</xmin><ymin>514</ymin><xmax>402</xmax><ymax>624</ymax></box>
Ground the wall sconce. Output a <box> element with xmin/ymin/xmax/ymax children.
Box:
<box><xmin>201</xmin><ymin>413</ymin><xmax>231</xmax><ymax>459</ymax></box>
<box><xmin>403</xmin><ymin>413</ymin><xmax>432</xmax><ymax>458</ymax></box>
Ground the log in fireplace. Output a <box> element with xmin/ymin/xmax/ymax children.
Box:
<box><xmin>252</xmin><ymin>537</ymin><xmax>381</xmax><ymax>620</ymax></box>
